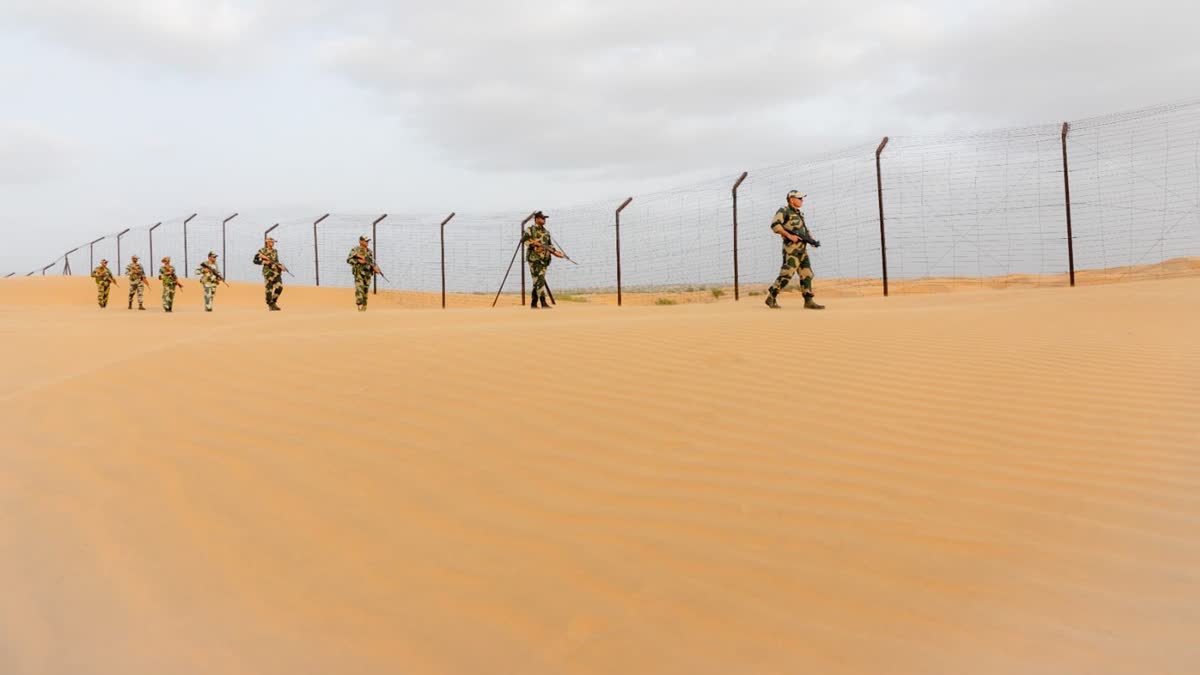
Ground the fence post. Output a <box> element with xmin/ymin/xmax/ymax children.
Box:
<box><xmin>183</xmin><ymin>213</ymin><xmax>197</xmax><ymax>277</ymax></box>
<box><xmin>264</xmin><ymin>223</ymin><xmax>280</xmax><ymax>240</ymax></box>
<box><xmin>520</xmin><ymin>212</ymin><xmax>535</xmax><ymax>306</ymax></box>
<box><xmin>148</xmin><ymin>222</ymin><xmax>162</xmax><ymax>270</ymax></box>
<box><xmin>440</xmin><ymin>212</ymin><xmax>456</xmax><ymax>308</ymax></box>
<box><xmin>88</xmin><ymin>237</ymin><xmax>103</xmax><ymax>270</ymax></box>
<box><xmin>1061</xmin><ymin>122</ymin><xmax>1076</xmax><ymax>287</ymax></box>
<box><xmin>313</xmin><ymin>213</ymin><xmax>330</xmax><ymax>286</ymax></box>
<box><xmin>41</xmin><ymin>262</ymin><xmax>54</xmax><ymax>276</ymax></box>
<box><xmin>875</xmin><ymin>136</ymin><xmax>890</xmax><ymax>297</ymax></box>
<box><xmin>372</xmin><ymin>214</ymin><xmax>387</xmax><ymax>295</ymax></box>
<box><xmin>732</xmin><ymin>172</ymin><xmax>748</xmax><ymax>300</ymax></box>
<box><xmin>222</xmin><ymin>213</ymin><xmax>239</xmax><ymax>278</ymax></box>
<box><xmin>64</xmin><ymin>247</ymin><xmax>79</xmax><ymax>275</ymax></box>
<box><xmin>116</xmin><ymin>228</ymin><xmax>130</xmax><ymax>270</ymax></box>
<box><xmin>616</xmin><ymin>197</ymin><xmax>632</xmax><ymax>306</ymax></box>
<box><xmin>3</xmin><ymin>273</ymin><xmax>13</xmax><ymax>278</ymax></box>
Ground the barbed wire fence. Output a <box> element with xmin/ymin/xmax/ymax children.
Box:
<box><xmin>17</xmin><ymin>98</ymin><xmax>1200</xmax><ymax>303</ymax></box>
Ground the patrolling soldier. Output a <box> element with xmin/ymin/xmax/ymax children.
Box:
<box><xmin>521</xmin><ymin>210</ymin><xmax>564</xmax><ymax>309</ymax></box>
<box><xmin>158</xmin><ymin>256</ymin><xmax>183</xmax><ymax>312</ymax></box>
<box><xmin>125</xmin><ymin>255</ymin><xmax>149</xmax><ymax>310</ymax></box>
<box><xmin>91</xmin><ymin>258</ymin><xmax>116</xmax><ymax>308</ymax></box>
<box><xmin>196</xmin><ymin>251</ymin><xmax>224</xmax><ymax>312</ymax></box>
<box><xmin>253</xmin><ymin>237</ymin><xmax>288</xmax><ymax>311</ymax></box>
<box><xmin>765</xmin><ymin>190</ymin><xmax>825</xmax><ymax>310</ymax></box>
<box><xmin>346</xmin><ymin>235</ymin><xmax>381</xmax><ymax>312</ymax></box>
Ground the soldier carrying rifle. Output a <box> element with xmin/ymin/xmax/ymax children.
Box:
<box><xmin>765</xmin><ymin>190</ymin><xmax>825</xmax><ymax>310</ymax></box>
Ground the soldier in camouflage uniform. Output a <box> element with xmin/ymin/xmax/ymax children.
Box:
<box><xmin>521</xmin><ymin>210</ymin><xmax>564</xmax><ymax>309</ymax></box>
<box><xmin>158</xmin><ymin>256</ymin><xmax>183</xmax><ymax>312</ymax></box>
<box><xmin>90</xmin><ymin>259</ymin><xmax>115</xmax><ymax>308</ymax></box>
<box><xmin>346</xmin><ymin>235</ymin><xmax>380</xmax><ymax>312</ymax></box>
<box><xmin>196</xmin><ymin>251</ymin><xmax>224</xmax><ymax>312</ymax></box>
<box><xmin>125</xmin><ymin>255</ymin><xmax>148</xmax><ymax>310</ymax></box>
<box><xmin>253</xmin><ymin>237</ymin><xmax>287</xmax><ymax>311</ymax></box>
<box><xmin>765</xmin><ymin>190</ymin><xmax>825</xmax><ymax>310</ymax></box>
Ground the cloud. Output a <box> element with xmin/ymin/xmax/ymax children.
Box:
<box><xmin>0</xmin><ymin>122</ymin><xmax>82</xmax><ymax>185</ymax></box>
<box><xmin>0</xmin><ymin>0</ymin><xmax>263</xmax><ymax>71</ymax></box>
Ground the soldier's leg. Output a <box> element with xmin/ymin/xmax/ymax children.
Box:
<box><xmin>269</xmin><ymin>278</ymin><xmax>283</xmax><ymax>306</ymax></box>
<box><xmin>97</xmin><ymin>285</ymin><xmax>106</xmax><ymax>308</ymax></box>
<box><xmin>529</xmin><ymin>262</ymin><xmax>546</xmax><ymax>307</ymax></box>
<box><xmin>162</xmin><ymin>285</ymin><xmax>171</xmax><ymax>311</ymax></box>
<box><xmin>204</xmin><ymin>285</ymin><xmax>214</xmax><ymax>311</ymax></box>
<box><xmin>799</xmin><ymin>252</ymin><xmax>824</xmax><ymax>309</ymax></box>
<box><xmin>263</xmin><ymin>279</ymin><xmax>272</xmax><ymax>307</ymax></box>
<box><xmin>799</xmin><ymin>252</ymin><xmax>814</xmax><ymax>297</ymax></box>
<box><xmin>128</xmin><ymin>284</ymin><xmax>135</xmax><ymax>308</ymax></box>
<box><xmin>355</xmin><ymin>275</ymin><xmax>368</xmax><ymax>310</ymax></box>
<box><xmin>766</xmin><ymin>247</ymin><xmax>800</xmax><ymax>306</ymax></box>
<box><xmin>136</xmin><ymin>282</ymin><xmax>145</xmax><ymax>308</ymax></box>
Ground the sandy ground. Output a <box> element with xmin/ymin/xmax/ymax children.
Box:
<box><xmin>1</xmin><ymin>272</ymin><xmax>1198</xmax><ymax>674</ymax></box>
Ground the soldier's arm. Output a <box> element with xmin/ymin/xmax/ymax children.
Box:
<box><xmin>253</xmin><ymin>252</ymin><xmax>264</xmax><ymax>265</ymax></box>
<box><xmin>771</xmin><ymin>210</ymin><xmax>800</xmax><ymax>242</ymax></box>
<box><xmin>347</xmin><ymin>250</ymin><xmax>359</xmax><ymax>265</ymax></box>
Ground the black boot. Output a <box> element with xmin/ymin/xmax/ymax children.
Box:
<box><xmin>540</xmin><ymin>293</ymin><xmax>552</xmax><ymax>309</ymax></box>
<box><xmin>127</xmin><ymin>300</ymin><xmax>132</xmax><ymax>309</ymax></box>
<box><xmin>803</xmin><ymin>295</ymin><xmax>825</xmax><ymax>310</ymax></box>
<box><xmin>530</xmin><ymin>295</ymin><xmax>538</xmax><ymax>309</ymax></box>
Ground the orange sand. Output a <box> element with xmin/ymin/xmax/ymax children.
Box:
<box><xmin>0</xmin><ymin>272</ymin><xmax>1197</xmax><ymax>674</ymax></box>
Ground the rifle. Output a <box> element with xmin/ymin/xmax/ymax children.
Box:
<box><xmin>529</xmin><ymin>240</ymin><xmax>577</xmax><ymax>265</ymax></box>
<box><xmin>786</xmin><ymin>228</ymin><xmax>821</xmax><ymax>248</ymax></box>
<box><xmin>257</xmin><ymin>251</ymin><xmax>293</xmax><ymax>276</ymax></box>
<box><xmin>354</xmin><ymin>253</ymin><xmax>387</xmax><ymax>283</ymax></box>
<box><xmin>200</xmin><ymin>263</ymin><xmax>230</xmax><ymax>286</ymax></box>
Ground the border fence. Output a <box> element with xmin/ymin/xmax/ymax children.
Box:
<box><xmin>15</xmin><ymin>98</ymin><xmax>1200</xmax><ymax>304</ymax></box>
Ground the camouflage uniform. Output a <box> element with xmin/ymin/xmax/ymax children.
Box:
<box><xmin>346</xmin><ymin>241</ymin><xmax>375</xmax><ymax>311</ymax></box>
<box><xmin>196</xmin><ymin>256</ymin><xmax>222</xmax><ymax>312</ymax></box>
<box><xmin>158</xmin><ymin>260</ymin><xmax>181</xmax><ymax>312</ymax></box>
<box><xmin>765</xmin><ymin>196</ymin><xmax>822</xmax><ymax>309</ymax></box>
<box><xmin>521</xmin><ymin>213</ymin><xmax>556</xmax><ymax>308</ymax></box>
<box><xmin>125</xmin><ymin>260</ymin><xmax>147</xmax><ymax>309</ymax></box>
<box><xmin>253</xmin><ymin>244</ymin><xmax>284</xmax><ymax>310</ymax></box>
<box><xmin>91</xmin><ymin>263</ymin><xmax>115</xmax><ymax>308</ymax></box>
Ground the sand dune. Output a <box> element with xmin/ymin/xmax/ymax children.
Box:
<box><xmin>1</xmin><ymin>273</ymin><xmax>1198</xmax><ymax>674</ymax></box>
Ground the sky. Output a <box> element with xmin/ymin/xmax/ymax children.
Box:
<box><xmin>1</xmin><ymin>0</ymin><xmax>1197</xmax><ymax>275</ymax></box>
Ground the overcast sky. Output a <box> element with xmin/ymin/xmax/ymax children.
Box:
<box><xmin>1</xmin><ymin>0</ymin><xmax>1196</xmax><ymax>274</ymax></box>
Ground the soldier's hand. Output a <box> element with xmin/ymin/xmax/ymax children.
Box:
<box><xmin>786</xmin><ymin>233</ymin><xmax>801</xmax><ymax>244</ymax></box>
<box><xmin>554</xmin><ymin>251</ymin><xmax>565</xmax><ymax>258</ymax></box>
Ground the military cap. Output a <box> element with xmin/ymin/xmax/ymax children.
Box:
<box><xmin>131</xmin><ymin>255</ymin><xmax>139</xmax><ymax>260</ymax></box>
<box><xmin>161</xmin><ymin>256</ymin><xmax>171</xmax><ymax>263</ymax></box>
<box><xmin>207</xmin><ymin>251</ymin><xmax>218</xmax><ymax>257</ymax></box>
<box><xmin>100</xmin><ymin>259</ymin><xmax>108</xmax><ymax>264</ymax></box>
<box><xmin>359</xmin><ymin>235</ymin><xmax>370</xmax><ymax>242</ymax></box>
<box><xmin>787</xmin><ymin>190</ymin><xmax>807</xmax><ymax>200</ymax></box>
<box><xmin>265</xmin><ymin>237</ymin><xmax>276</xmax><ymax>243</ymax></box>
<box><xmin>533</xmin><ymin>210</ymin><xmax>548</xmax><ymax>220</ymax></box>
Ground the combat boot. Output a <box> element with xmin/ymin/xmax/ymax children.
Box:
<box><xmin>530</xmin><ymin>295</ymin><xmax>538</xmax><ymax>309</ymax></box>
<box><xmin>764</xmin><ymin>293</ymin><xmax>780</xmax><ymax>309</ymax></box>
<box><xmin>269</xmin><ymin>303</ymin><xmax>281</xmax><ymax>311</ymax></box>
<box><xmin>127</xmin><ymin>299</ymin><xmax>132</xmax><ymax>309</ymax></box>
<box><xmin>138</xmin><ymin>303</ymin><xmax>145</xmax><ymax>310</ymax></box>
<box><xmin>803</xmin><ymin>296</ymin><xmax>825</xmax><ymax>310</ymax></box>
<box><xmin>540</xmin><ymin>293</ymin><xmax>552</xmax><ymax>309</ymax></box>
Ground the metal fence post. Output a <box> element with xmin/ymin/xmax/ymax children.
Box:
<box><xmin>875</xmin><ymin>136</ymin><xmax>890</xmax><ymax>297</ymax></box>
<box><xmin>1061</xmin><ymin>122</ymin><xmax>1076</xmax><ymax>287</ymax></box>
<box><xmin>88</xmin><ymin>237</ymin><xmax>104</xmax><ymax>271</ymax></box>
<box><xmin>615</xmin><ymin>198</ymin><xmax>632</xmax><ymax>306</ymax></box>
<box><xmin>116</xmin><ymin>228</ymin><xmax>130</xmax><ymax>269</ymax></box>
<box><xmin>64</xmin><ymin>247</ymin><xmax>79</xmax><ymax>275</ymax></box>
<box><xmin>149</xmin><ymin>222</ymin><xmax>162</xmax><ymax>270</ymax></box>
<box><xmin>313</xmin><ymin>213</ymin><xmax>330</xmax><ymax>286</ymax></box>
<box><xmin>440</xmin><ymin>212</ymin><xmax>456</xmax><ymax>308</ymax></box>
<box><xmin>372</xmin><ymin>214</ymin><xmax>387</xmax><ymax>295</ymax></box>
<box><xmin>222</xmin><ymin>213</ymin><xmax>239</xmax><ymax>278</ymax></box>
<box><xmin>183</xmin><ymin>213</ymin><xmax>197</xmax><ymax>277</ymax></box>
<box><xmin>732</xmin><ymin>172</ymin><xmax>748</xmax><ymax>300</ymax></box>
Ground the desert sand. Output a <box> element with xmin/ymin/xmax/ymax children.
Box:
<box><xmin>1</xmin><ymin>272</ymin><xmax>1198</xmax><ymax>674</ymax></box>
